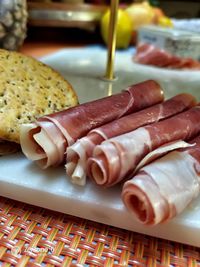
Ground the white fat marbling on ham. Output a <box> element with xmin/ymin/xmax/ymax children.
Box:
<box><xmin>91</xmin><ymin>128</ymin><xmax>109</xmax><ymax>140</ymax></box>
<box><xmin>122</xmin><ymin>148</ymin><xmax>200</xmax><ymax>225</ymax></box>
<box><xmin>118</xmin><ymin>87</ymin><xmax>134</xmax><ymax>117</ymax></box>
<box><xmin>135</xmin><ymin>140</ymin><xmax>194</xmax><ymax>173</ymax></box>
<box><xmin>87</xmin><ymin>106</ymin><xmax>200</xmax><ymax>187</ymax></box>
<box><xmin>33</xmin><ymin>128</ymin><xmax>58</xmax><ymax>168</ymax></box>
<box><xmin>20</xmin><ymin>80</ymin><xmax>164</xmax><ymax>169</ymax></box>
<box><xmin>66</xmin><ymin>94</ymin><xmax>196</xmax><ymax>186</ymax></box>
<box><xmin>42</xmin><ymin>116</ymin><xmax>75</xmax><ymax>146</ymax></box>
<box><xmin>20</xmin><ymin>123</ymin><xmax>46</xmax><ymax>161</ymax></box>
<box><xmin>89</xmin><ymin>142</ymin><xmax>121</xmax><ymax>185</ymax></box>
<box><xmin>20</xmin><ymin>121</ymin><xmax>66</xmax><ymax>168</ymax></box>
<box><xmin>66</xmin><ymin>137</ymin><xmax>95</xmax><ymax>185</ymax></box>
<box><xmin>88</xmin><ymin>128</ymin><xmax>151</xmax><ymax>186</ymax></box>
<box><xmin>36</xmin><ymin>121</ymin><xmax>66</xmax><ymax>163</ymax></box>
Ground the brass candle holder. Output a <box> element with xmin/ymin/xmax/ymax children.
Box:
<box><xmin>104</xmin><ymin>0</ymin><xmax>119</xmax><ymax>81</ymax></box>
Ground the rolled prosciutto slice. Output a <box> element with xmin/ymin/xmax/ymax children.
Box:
<box><xmin>20</xmin><ymin>80</ymin><xmax>163</xmax><ymax>168</ymax></box>
<box><xmin>122</xmin><ymin>135</ymin><xmax>200</xmax><ymax>225</ymax></box>
<box><xmin>66</xmin><ymin>93</ymin><xmax>196</xmax><ymax>185</ymax></box>
<box><xmin>134</xmin><ymin>43</ymin><xmax>200</xmax><ymax>70</ymax></box>
<box><xmin>87</xmin><ymin>105</ymin><xmax>200</xmax><ymax>187</ymax></box>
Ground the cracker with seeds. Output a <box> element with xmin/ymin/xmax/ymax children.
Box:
<box><xmin>0</xmin><ymin>49</ymin><xmax>78</xmax><ymax>151</ymax></box>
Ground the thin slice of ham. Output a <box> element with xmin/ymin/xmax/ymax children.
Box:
<box><xmin>122</xmin><ymin>135</ymin><xmax>200</xmax><ymax>225</ymax></box>
<box><xmin>134</xmin><ymin>43</ymin><xmax>200</xmax><ymax>70</ymax></box>
<box><xmin>20</xmin><ymin>80</ymin><xmax>163</xmax><ymax>168</ymax></box>
<box><xmin>66</xmin><ymin>93</ymin><xmax>196</xmax><ymax>186</ymax></box>
<box><xmin>87</xmin><ymin>105</ymin><xmax>200</xmax><ymax>187</ymax></box>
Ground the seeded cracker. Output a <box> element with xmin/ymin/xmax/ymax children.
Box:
<box><xmin>0</xmin><ymin>49</ymin><xmax>78</xmax><ymax>152</ymax></box>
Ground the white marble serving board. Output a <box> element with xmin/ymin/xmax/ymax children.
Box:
<box><xmin>1</xmin><ymin>153</ymin><xmax>200</xmax><ymax>247</ymax></box>
<box><xmin>1</xmin><ymin>46</ymin><xmax>200</xmax><ymax>247</ymax></box>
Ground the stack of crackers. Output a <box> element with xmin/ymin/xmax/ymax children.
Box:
<box><xmin>0</xmin><ymin>49</ymin><xmax>78</xmax><ymax>155</ymax></box>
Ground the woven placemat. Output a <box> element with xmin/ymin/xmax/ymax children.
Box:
<box><xmin>0</xmin><ymin>196</ymin><xmax>200</xmax><ymax>267</ymax></box>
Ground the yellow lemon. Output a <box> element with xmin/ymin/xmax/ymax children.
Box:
<box><xmin>158</xmin><ymin>16</ymin><xmax>174</xmax><ymax>28</ymax></box>
<box><xmin>100</xmin><ymin>9</ymin><xmax>133</xmax><ymax>49</ymax></box>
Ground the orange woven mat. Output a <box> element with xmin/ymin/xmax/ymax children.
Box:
<box><xmin>0</xmin><ymin>196</ymin><xmax>200</xmax><ymax>267</ymax></box>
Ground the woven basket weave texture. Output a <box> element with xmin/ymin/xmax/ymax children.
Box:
<box><xmin>0</xmin><ymin>196</ymin><xmax>200</xmax><ymax>266</ymax></box>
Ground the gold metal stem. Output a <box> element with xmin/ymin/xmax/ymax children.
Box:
<box><xmin>104</xmin><ymin>0</ymin><xmax>119</xmax><ymax>81</ymax></box>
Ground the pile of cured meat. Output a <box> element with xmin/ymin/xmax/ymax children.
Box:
<box><xmin>20</xmin><ymin>80</ymin><xmax>200</xmax><ymax>225</ymax></box>
<box><xmin>134</xmin><ymin>43</ymin><xmax>200</xmax><ymax>70</ymax></box>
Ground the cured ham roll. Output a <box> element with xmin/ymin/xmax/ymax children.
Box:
<box><xmin>87</xmin><ymin>105</ymin><xmax>200</xmax><ymax>187</ymax></box>
<box><xmin>122</xmin><ymin>135</ymin><xmax>200</xmax><ymax>225</ymax></box>
<box><xmin>134</xmin><ymin>43</ymin><xmax>200</xmax><ymax>70</ymax></box>
<box><xmin>66</xmin><ymin>93</ymin><xmax>196</xmax><ymax>185</ymax></box>
<box><xmin>20</xmin><ymin>80</ymin><xmax>163</xmax><ymax>168</ymax></box>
